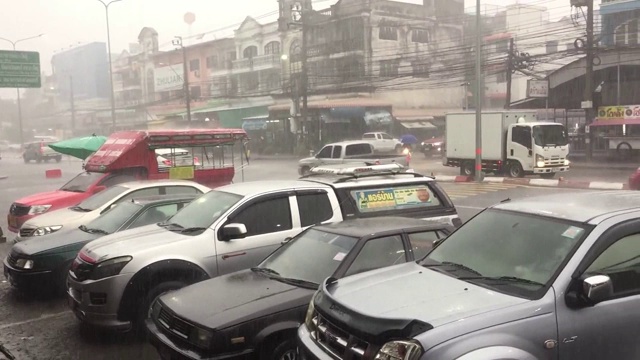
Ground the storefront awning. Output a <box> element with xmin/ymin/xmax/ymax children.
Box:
<box><xmin>399</xmin><ymin>121</ymin><xmax>436</xmax><ymax>129</ymax></box>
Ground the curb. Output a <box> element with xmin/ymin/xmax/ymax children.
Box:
<box><xmin>433</xmin><ymin>175</ymin><xmax>630</xmax><ymax>190</ymax></box>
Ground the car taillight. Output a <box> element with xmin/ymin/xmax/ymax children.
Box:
<box><xmin>163</xmin><ymin>159</ymin><xmax>172</xmax><ymax>166</ymax></box>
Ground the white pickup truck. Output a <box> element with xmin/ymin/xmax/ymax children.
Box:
<box><xmin>298</xmin><ymin>141</ymin><xmax>410</xmax><ymax>176</ymax></box>
<box><xmin>362</xmin><ymin>132</ymin><xmax>402</xmax><ymax>152</ymax></box>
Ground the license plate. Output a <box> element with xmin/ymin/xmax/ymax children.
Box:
<box><xmin>8</xmin><ymin>216</ymin><xmax>17</xmax><ymax>228</ymax></box>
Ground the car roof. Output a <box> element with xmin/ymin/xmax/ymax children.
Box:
<box><xmin>492</xmin><ymin>191</ymin><xmax>640</xmax><ymax>224</ymax></box>
<box><xmin>303</xmin><ymin>173</ymin><xmax>434</xmax><ymax>188</ymax></box>
<box><xmin>218</xmin><ymin>180</ymin><xmax>332</xmax><ymax>196</ymax></box>
<box><xmin>315</xmin><ymin>217</ymin><xmax>449</xmax><ymax>238</ymax></box>
<box><xmin>325</xmin><ymin>140</ymin><xmax>372</xmax><ymax>146</ymax></box>
<box><xmin>117</xmin><ymin>179</ymin><xmax>205</xmax><ymax>189</ymax></box>
<box><xmin>128</xmin><ymin>194</ymin><xmax>198</xmax><ymax>205</ymax></box>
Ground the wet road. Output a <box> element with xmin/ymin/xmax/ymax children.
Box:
<box><xmin>0</xmin><ymin>155</ymin><xmax>606</xmax><ymax>359</ymax></box>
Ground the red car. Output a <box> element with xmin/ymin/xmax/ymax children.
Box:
<box><xmin>629</xmin><ymin>168</ymin><xmax>640</xmax><ymax>190</ymax></box>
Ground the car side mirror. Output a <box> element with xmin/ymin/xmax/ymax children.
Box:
<box><xmin>92</xmin><ymin>185</ymin><xmax>107</xmax><ymax>194</ymax></box>
<box><xmin>583</xmin><ymin>275</ymin><xmax>613</xmax><ymax>305</ymax></box>
<box><xmin>221</xmin><ymin>223</ymin><xmax>247</xmax><ymax>241</ymax></box>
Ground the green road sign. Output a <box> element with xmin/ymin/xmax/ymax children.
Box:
<box><xmin>0</xmin><ymin>50</ymin><xmax>41</xmax><ymax>88</ymax></box>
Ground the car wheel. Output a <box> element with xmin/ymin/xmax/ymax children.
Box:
<box><xmin>135</xmin><ymin>280</ymin><xmax>187</xmax><ymax>336</ymax></box>
<box><xmin>508</xmin><ymin>162</ymin><xmax>524</xmax><ymax>178</ymax></box>
<box><xmin>460</xmin><ymin>161</ymin><xmax>474</xmax><ymax>176</ymax></box>
<box><xmin>271</xmin><ymin>338</ymin><xmax>298</xmax><ymax>360</ymax></box>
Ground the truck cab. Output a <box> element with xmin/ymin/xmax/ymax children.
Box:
<box><xmin>506</xmin><ymin>120</ymin><xmax>570</xmax><ymax>178</ymax></box>
<box><xmin>362</xmin><ymin>132</ymin><xmax>401</xmax><ymax>152</ymax></box>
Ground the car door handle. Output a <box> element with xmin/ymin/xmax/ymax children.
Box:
<box><xmin>222</xmin><ymin>252</ymin><xmax>247</xmax><ymax>260</ymax></box>
<box><xmin>510</xmin><ymin>149</ymin><xmax>514</xmax><ymax>156</ymax></box>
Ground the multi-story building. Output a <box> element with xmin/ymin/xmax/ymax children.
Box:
<box><xmin>51</xmin><ymin>42</ymin><xmax>110</xmax><ymax>100</ymax></box>
<box><xmin>600</xmin><ymin>0</ymin><xmax>639</xmax><ymax>46</ymax></box>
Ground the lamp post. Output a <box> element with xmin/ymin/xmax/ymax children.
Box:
<box><xmin>172</xmin><ymin>36</ymin><xmax>192</xmax><ymax>124</ymax></box>
<box><xmin>0</xmin><ymin>34</ymin><xmax>44</xmax><ymax>147</ymax></box>
<box><xmin>474</xmin><ymin>0</ymin><xmax>483</xmax><ymax>183</ymax></box>
<box><xmin>96</xmin><ymin>0</ymin><xmax>122</xmax><ymax>132</ymax></box>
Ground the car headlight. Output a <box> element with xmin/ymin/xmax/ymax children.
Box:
<box><xmin>33</xmin><ymin>225</ymin><xmax>63</xmax><ymax>236</ymax></box>
<box><xmin>375</xmin><ymin>340</ymin><xmax>424</xmax><ymax>360</ymax></box>
<box><xmin>536</xmin><ymin>155</ymin><xmax>545</xmax><ymax>168</ymax></box>
<box><xmin>28</xmin><ymin>205</ymin><xmax>51</xmax><ymax>215</ymax></box>
<box><xmin>432</xmin><ymin>142</ymin><xmax>442</xmax><ymax>146</ymax></box>
<box><xmin>304</xmin><ymin>297</ymin><xmax>316</xmax><ymax>332</ymax></box>
<box><xmin>150</xmin><ymin>299</ymin><xmax>162</xmax><ymax>320</ymax></box>
<box><xmin>420</xmin><ymin>142</ymin><xmax>425</xmax><ymax>146</ymax></box>
<box><xmin>564</xmin><ymin>159</ymin><xmax>570</xmax><ymax>166</ymax></box>
<box><xmin>15</xmin><ymin>258</ymin><xmax>34</xmax><ymax>270</ymax></box>
<box><xmin>90</xmin><ymin>256</ymin><xmax>132</xmax><ymax>280</ymax></box>
<box><xmin>189</xmin><ymin>326</ymin><xmax>214</xmax><ymax>349</ymax></box>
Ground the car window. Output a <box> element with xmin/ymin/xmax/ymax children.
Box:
<box><xmin>316</xmin><ymin>146</ymin><xmax>332</xmax><ymax>159</ymax></box>
<box><xmin>76</xmin><ymin>185</ymin><xmax>128</xmax><ymax>211</ymax></box>
<box><xmin>128</xmin><ymin>203</ymin><xmax>181</xmax><ymax>229</ymax></box>
<box><xmin>297</xmin><ymin>193</ymin><xmax>333</xmax><ymax>227</ymax></box>
<box><xmin>61</xmin><ymin>172</ymin><xmax>106</xmax><ymax>192</ymax></box>
<box><xmin>84</xmin><ymin>201</ymin><xmax>143</xmax><ymax>233</ymax></box>
<box><xmin>345</xmin><ymin>143</ymin><xmax>372</xmax><ymax>156</ymax></box>
<box><xmin>164</xmin><ymin>186</ymin><xmax>203</xmax><ymax>195</ymax></box>
<box><xmin>381</xmin><ymin>133</ymin><xmax>393</xmax><ymax>140</ymax></box>
<box><xmin>230</xmin><ymin>196</ymin><xmax>292</xmax><ymax>237</ymax></box>
<box><xmin>345</xmin><ymin>235</ymin><xmax>406</xmax><ymax>277</ymax></box>
<box><xmin>332</xmin><ymin>146</ymin><xmax>342</xmax><ymax>159</ymax></box>
<box><xmin>512</xmin><ymin>126</ymin><xmax>532</xmax><ymax>149</ymax></box>
<box><xmin>99</xmin><ymin>174</ymin><xmax>138</xmax><ymax>188</ymax></box>
<box><xmin>585</xmin><ymin>233</ymin><xmax>640</xmax><ymax>297</ymax></box>
<box><xmin>169</xmin><ymin>190</ymin><xmax>242</xmax><ymax>229</ymax></box>
<box><xmin>408</xmin><ymin>230</ymin><xmax>443</xmax><ymax>260</ymax></box>
<box><xmin>118</xmin><ymin>188</ymin><xmax>161</xmax><ymax>203</ymax></box>
<box><xmin>363</xmin><ymin>134</ymin><xmax>375</xmax><ymax>139</ymax></box>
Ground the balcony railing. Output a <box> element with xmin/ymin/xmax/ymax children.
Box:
<box><xmin>232</xmin><ymin>54</ymin><xmax>281</xmax><ymax>71</ymax></box>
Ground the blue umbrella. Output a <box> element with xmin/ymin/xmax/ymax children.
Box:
<box><xmin>400</xmin><ymin>134</ymin><xmax>419</xmax><ymax>144</ymax></box>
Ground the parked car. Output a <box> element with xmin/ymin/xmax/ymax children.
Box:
<box><xmin>3</xmin><ymin>195</ymin><xmax>196</xmax><ymax>294</ymax></box>
<box><xmin>16</xmin><ymin>180</ymin><xmax>209</xmax><ymax>241</ymax></box>
<box><xmin>67</xmin><ymin>164</ymin><xmax>460</xmax><ymax>333</ymax></box>
<box><xmin>299</xmin><ymin>191</ymin><xmax>640</xmax><ymax>360</ymax></box>
<box><xmin>146</xmin><ymin>217</ymin><xmax>452</xmax><ymax>360</ymax></box>
<box><xmin>628</xmin><ymin>167</ymin><xmax>640</xmax><ymax>190</ymax></box>
<box><xmin>421</xmin><ymin>136</ymin><xmax>444</xmax><ymax>157</ymax></box>
<box><xmin>7</xmin><ymin>171</ymin><xmax>145</xmax><ymax>233</ymax></box>
<box><xmin>298</xmin><ymin>141</ymin><xmax>410</xmax><ymax>176</ymax></box>
<box><xmin>23</xmin><ymin>140</ymin><xmax>62</xmax><ymax>163</ymax></box>
<box><xmin>362</xmin><ymin>132</ymin><xmax>402</xmax><ymax>152</ymax></box>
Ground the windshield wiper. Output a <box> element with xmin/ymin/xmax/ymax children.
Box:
<box><xmin>277</xmin><ymin>277</ymin><xmax>319</xmax><ymax>289</ymax></box>
<box><xmin>158</xmin><ymin>222</ymin><xmax>184</xmax><ymax>230</ymax></box>
<box><xmin>180</xmin><ymin>227</ymin><xmax>208</xmax><ymax>234</ymax></box>
<box><xmin>458</xmin><ymin>276</ymin><xmax>544</xmax><ymax>287</ymax></box>
<box><xmin>70</xmin><ymin>206</ymin><xmax>92</xmax><ymax>212</ymax></box>
<box><xmin>78</xmin><ymin>225</ymin><xmax>109</xmax><ymax>235</ymax></box>
<box><xmin>251</xmin><ymin>267</ymin><xmax>281</xmax><ymax>276</ymax></box>
<box><xmin>63</xmin><ymin>189</ymin><xmax>85</xmax><ymax>193</ymax></box>
<box><xmin>423</xmin><ymin>261</ymin><xmax>482</xmax><ymax>276</ymax></box>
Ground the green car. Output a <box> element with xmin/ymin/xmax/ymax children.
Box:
<box><xmin>3</xmin><ymin>195</ymin><xmax>197</xmax><ymax>295</ymax></box>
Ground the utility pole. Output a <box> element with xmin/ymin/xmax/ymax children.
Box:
<box><xmin>70</xmin><ymin>75</ymin><xmax>76</xmax><ymax>135</ymax></box>
<box><xmin>505</xmin><ymin>37</ymin><xmax>514</xmax><ymax>110</ymax></box>
<box><xmin>300</xmin><ymin>10</ymin><xmax>310</xmax><ymax>147</ymax></box>
<box><xmin>474</xmin><ymin>0</ymin><xmax>483</xmax><ymax>182</ymax></box>
<box><xmin>173</xmin><ymin>36</ymin><xmax>192</xmax><ymax>124</ymax></box>
<box><xmin>584</xmin><ymin>0</ymin><xmax>595</xmax><ymax>161</ymax></box>
<box><xmin>96</xmin><ymin>0</ymin><xmax>122</xmax><ymax>132</ymax></box>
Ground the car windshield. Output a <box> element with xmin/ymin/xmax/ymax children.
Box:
<box><xmin>73</xmin><ymin>186</ymin><xmax>128</xmax><ymax>212</ymax></box>
<box><xmin>259</xmin><ymin>228</ymin><xmax>359</xmax><ymax>285</ymax></box>
<box><xmin>423</xmin><ymin>209</ymin><xmax>588</xmax><ymax>297</ymax></box>
<box><xmin>533</xmin><ymin>125</ymin><xmax>568</xmax><ymax>147</ymax></box>
<box><xmin>60</xmin><ymin>172</ymin><xmax>104</xmax><ymax>193</ymax></box>
<box><xmin>165</xmin><ymin>190</ymin><xmax>242</xmax><ymax>229</ymax></box>
<box><xmin>83</xmin><ymin>201</ymin><xmax>142</xmax><ymax>234</ymax></box>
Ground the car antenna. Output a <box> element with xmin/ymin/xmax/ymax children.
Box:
<box><xmin>500</xmin><ymin>198</ymin><xmax>511</xmax><ymax>203</ymax></box>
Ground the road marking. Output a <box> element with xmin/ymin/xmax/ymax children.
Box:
<box><xmin>0</xmin><ymin>311</ymin><xmax>68</xmax><ymax>330</ymax></box>
<box><xmin>440</xmin><ymin>182</ymin><xmax>525</xmax><ymax>200</ymax></box>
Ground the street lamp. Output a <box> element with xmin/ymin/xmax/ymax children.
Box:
<box><xmin>96</xmin><ymin>0</ymin><xmax>122</xmax><ymax>132</ymax></box>
<box><xmin>172</xmin><ymin>36</ymin><xmax>192</xmax><ymax>124</ymax></box>
<box><xmin>0</xmin><ymin>33</ymin><xmax>44</xmax><ymax>147</ymax></box>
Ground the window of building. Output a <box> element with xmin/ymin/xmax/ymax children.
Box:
<box><xmin>411</xmin><ymin>29</ymin><xmax>430</xmax><ymax>43</ymax></box>
<box><xmin>190</xmin><ymin>86</ymin><xmax>202</xmax><ymax>100</ymax></box>
<box><xmin>241</xmin><ymin>73</ymin><xmax>259</xmax><ymax>91</ymax></box>
<box><xmin>379</xmin><ymin>26</ymin><xmax>398</xmax><ymax>41</ymax></box>
<box><xmin>243</xmin><ymin>46</ymin><xmax>258</xmax><ymax>59</ymax></box>
<box><xmin>265</xmin><ymin>41</ymin><xmax>281</xmax><ymax>55</ymax></box>
<box><xmin>189</xmin><ymin>59</ymin><xmax>200</xmax><ymax>72</ymax></box>
<box><xmin>265</xmin><ymin>73</ymin><xmax>281</xmax><ymax>91</ymax></box>
<box><xmin>412</xmin><ymin>61</ymin><xmax>429</xmax><ymax>78</ymax></box>
<box><xmin>546</xmin><ymin>40</ymin><xmax>558</xmax><ymax>54</ymax></box>
<box><xmin>496</xmin><ymin>39</ymin><xmax>509</xmax><ymax>53</ymax></box>
<box><xmin>206</xmin><ymin>55</ymin><xmax>218</xmax><ymax>69</ymax></box>
<box><xmin>290</xmin><ymin>39</ymin><xmax>302</xmax><ymax>62</ymax></box>
<box><xmin>380</xmin><ymin>60</ymin><xmax>398</xmax><ymax>78</ymax></box>
<box><xmin>496</xmin><ymin>71</ymin><xmax>507</xmax><ymax>84</ymax></box>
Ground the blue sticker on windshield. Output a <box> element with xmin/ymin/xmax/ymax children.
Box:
<box><xmin>562</xmin><ymin>226</ymin><xmax>583</xmax><ymax>239</ymax></box>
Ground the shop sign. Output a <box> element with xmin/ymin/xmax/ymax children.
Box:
<box><xmin>597</xmin><ymin>105</ymin><xmax>640</xmax><ymax>120</ymax></box>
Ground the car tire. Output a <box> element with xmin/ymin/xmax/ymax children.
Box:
<box><xmin>508</xmin><ymin>161</ymin><xmax>524</xmax><ymax>178</ymax></box>
<box><xmin>135</xmin><ymin>280</ymin><xmax>187</xmax><ymax>336</ymax></box>
<box><xmin>460</xmin><ymin>161</ymin><xmax>474</xmax><ymax>176</ymax></box>
<box><xmin>271</xmin><ymin>338</ymin><xmax>298</xmax><ymax>360</ymax></box>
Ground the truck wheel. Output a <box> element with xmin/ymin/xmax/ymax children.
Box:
<box><xmin>540</xmin><ymin>173</ymin><xmax>556</xmax><ymax>179</ymax></box>
<box><xmin>135</xmin><ymin>280</ymin><xmax>187</xmax><ymax>336</ymax></box>
<box><xmin>271</xmin><ymin>338</ymin><xmax>297</xmax><ymax>360</ymax></box>
<box><xmin>508</xmin><ymin>162</ymin><xmax>524</xmax><ymax>178</ymax></box>
<box><xmin>460</xmin><ymin>161</ymin><xmax>475</xmax><ymax>176</ymax></box>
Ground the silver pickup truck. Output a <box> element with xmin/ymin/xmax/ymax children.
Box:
<box><xmin>299</xmin><ymin>191</ymin><xmax>640</xmax><ymax>360</ymax></box>
<box><xmin>298</xmin><ymin>141</ymin><xmax>410</xmax><ymax>176</ymax></box>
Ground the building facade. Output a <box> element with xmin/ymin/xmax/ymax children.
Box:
<box><xmin>600</xmin><ymin>0</ymin><xmax>640</xmax><ymax>46</ymax></box>
<box><xmin>51</xmin><ymin>42</ymin><xmax>110</xmax><ymax>100</ymax></box>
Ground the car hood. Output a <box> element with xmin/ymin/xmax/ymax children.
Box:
<box><xmin>82</xmin><ymin>224</ymin><xmax>188</xmax><ymax>262</ymax></box>
<box><xmin>160</xmin><ymin>269</ymin><xmax>315</xmax><ymax>330</ymax></box>
<box><xmin>13</xmin><ymin>228</ymin><xmax>99</xmax><ymax>256</ymax></box>
<box><xmin>14</xmin><ymin>190</ymin><xmax>88</xmax><ymax>207</ymax></box>
<box><xmin>324</xmin><ymin>262</ymin><xmax>528</xmax><ymax>328</ymax></box>
<box><xmin>22</xmin><ymin>207</ymin><xmax>97</xmax><ymax>229</ymax></box>
<box><xmin>299</xmin><ymin>157</ymin><xmax>317</xmax><ymax>165</ymax></box>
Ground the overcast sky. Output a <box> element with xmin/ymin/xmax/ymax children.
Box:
<box><xmin>1</xmin><ymin>0</ymin><xmax>600</xmax><ymax>99</ymax></box>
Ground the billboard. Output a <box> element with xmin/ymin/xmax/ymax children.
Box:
<box><xmin>154</xmin><ymin>64</ymin><xmax>184</xmax><ymax>92</ymax></box>
<box><xmin>597</xmin><ymin>105</ymin><xmax>640</xmax><ymax>120</ymax></box>
<box><xmin>526</xmin><ymin>79</ymin><xmax>549</xmax><ymax>98</ymax></box>
<box><xmin>0</xmin><ymin>50</ymin><xmax>41</xmax><ymax>88</ymax></box>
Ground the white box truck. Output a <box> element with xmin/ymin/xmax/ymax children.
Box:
<box><xmin>443</xmin><ymin>111</ymin><xmax>570</xmax><ymax>178</ymax></box>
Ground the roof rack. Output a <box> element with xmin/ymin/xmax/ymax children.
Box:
<box><xmin>301</xmin><ymin>163</ymin><xmax>433</xmax><ymax>183</ymax></box>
